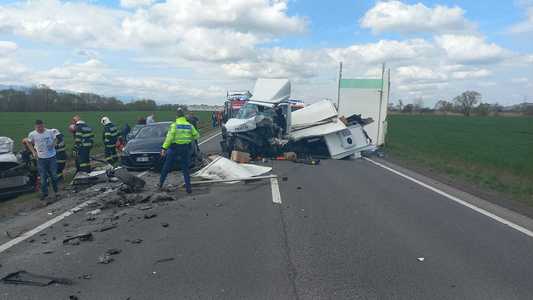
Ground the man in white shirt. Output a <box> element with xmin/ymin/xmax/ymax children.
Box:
<box><xmin>27</xmin><ymin>119</ymin><xmax>60</xmax><ymax>203</ymax></box>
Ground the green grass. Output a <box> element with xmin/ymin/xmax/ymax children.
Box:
<box><xmin>0</xmin><ymin>111</ymin><xmax>213</xmax><ymax>153</ymax></box>
<box><xmin>386</xmin><ymin>115</ymin><xmax>533</xmax><ymax>204</ymax></box>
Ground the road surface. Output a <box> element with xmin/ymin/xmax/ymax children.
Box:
<box><xmin>2</xmin><ymin>132</ymin><xmax>533</xmax><ymax>299</ymax></box>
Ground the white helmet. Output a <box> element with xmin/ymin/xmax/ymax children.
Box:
<box><xmin>101</xmin><ymin>116</ymin><xmax>111</xmax><ymax>125</ymax></box>
<box><xmin>51</xmin><ymin>128</ymin><xmax>61</xmax><ymax>137</ymax></box>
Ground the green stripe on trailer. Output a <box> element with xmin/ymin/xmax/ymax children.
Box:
<box><xmin>340</xmin><ymin>79</ymin><xmax>383</xmax><ymax>89</ymax></box>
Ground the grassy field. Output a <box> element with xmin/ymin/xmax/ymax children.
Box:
<box><xmin>386</xmin><ymin>115</ymin><xmax>533</xmax><ymax>204</ymax></box>
<box><xmin>0</xmin><ymin>111</ymin><xmax>213</xmax><ymax>153</ymax></box>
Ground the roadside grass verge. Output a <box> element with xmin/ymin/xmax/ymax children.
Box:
<box><xmin>385</xmin><ymin>115</ymin><xmax>533</xmax><ymax>205</ymax></box>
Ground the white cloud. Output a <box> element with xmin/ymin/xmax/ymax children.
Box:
<box><xmin>510</xmin><ymin>6</ymin><xmax>533</xmax><ymax>33</ymax></box>
<box><xmin>0</xmin><ymin>41</ymin><xmax>17</xmax><ymax>55</ymax></box>
<box><xmin>360</xmin><ymin>1</ymin><xmax>473</xmax><ymax>34</ymax></box>
<box><xmin>328</xmin><ymin>39</ymin><xmax>435</xmax><ymax>64</ymax></box>
<box><xmin>0</xmin><ymin>0</ymin><xmax>306</xmax><ymax>59</ymax></box>
<box><xmin>435</xmin><ymin>34</ymin><xmax>509</xmax><ymax>64</ymax></box>
<box><xmin>511</xmin><ymin>77</ymin><xmax>529</xmax><ymax>84</ymax></box>
<box><xmin>396</xmin><ymin>66</ymin><xmax>448</xmax><ymax>82</ymax></box>
<box><xmin>120</xmin><ymin>0</ymin><xmax>155</xmax><ymax>8</ymax></box>
<box><xmin>451</xmin><ymin>69</ymin><xmax>492</xmax><ymax>79</ymax></box>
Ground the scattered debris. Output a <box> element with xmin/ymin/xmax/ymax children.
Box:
<box><xmin>417</xmin><ymin>257</ymin><xmax>425</xmax><ymax>262</ymax></box>
<box><xmin>106</xmin><ymin>248</ymin><xmax>122</xmax><ymax>255</ymax></box>
<box><xmin>193</xmin><ymin>156</ymin><xmax>272</xmax><ymax>182</ymax></box>
<box><xmin>283</xmin><ymin>152</ymin><xmax>297</xmax><ymax>161</ymax></box>
<box><xmin>79</xmin><ymin>274</ymin><xmax>92</xmax><ymax>280</ymax></box>
<box><xmin>87</xmin><ymin>209</ymin><xmax>101</xmax><ymax>216</ymax></box>
<box><xmin>97</xmin><ymin>224</ymin><xmax>117</xmax><ymax>232</ymax></box>
<box><xmin>63</xmin><ymin>233</ymin><xmax>94</xmax><ymax>245</ymax></box>
<box><xmin>5</xmin><ymin>230</ymin><xmax>22</xmax><ymax>239</ymax></box>
<box><xmin>230</xmin><ymin>150</ymin><xmax>251</xmax><ymax>163</ymax></box>
<box><xmin>97</xmin><ymin>253</ymin><xmax>114</xmax><ymax>264</ymax></box>
<box><xmin>43</xmin><ymin>250</ymin><xmax>54</xmax><ymax>255</ymax></box>
<box><xmin>161</xmin><ymin>222</ymin><xmax>169</xmax><ymax>228</ymax></box>
<box><xmin>126</xmin><ymin>238</ymin><xmax>143</xmax><ymax>244</ymax></box>
<box><xmin>293</xmin><ymin>158</ymin><xmax>320</xmax><ymax>165</ymax></box>
<box><xmin>144</xmin><ymin>213</ymin><xmax>157</xmax><ymax>219</ymax></box>
<box><xmin>155</xmin><ymin>257</ymin><xmax>175</xmax><ymax>264</ymax></box>
<box><xmin>113</xmin><ymin>167</ymin><xmax>146</xmax><ymax>192</ymax></box>
<box><xmin>69</xmin><ymin>295</ymin><xmax>79</xmax><ymax>300</ymax></box>
<box><xmin>297</xmin><ymin>186</ymin><xmax>302</xmax><ymax>190</ymax></box>
<box><xmin>1</xmin><ymin>270</ymin><xmax>72</xmax><ymax>286</ymax></box>
<box><xmin>150</xmin><ymin>193</ymin><xmax>175</xmax><ymax>203</ymax></box>
<box><xmin>138</xmin><ymin>205</ymin><xmax>153</xmax><ymax>211</ymax></box>
<box><xmin>72</xmin><ymin>207</ymin><xmax>83</xmax><ymax>213</ymax></box>
<box><xmin>282</xmin><ymin>176</ymin><xmax>288</xmax><ymax>181</ymax></box>
<box><xmin>215</xmin><ymin>203</ymin><xmax>223</xmax><ymax>207</ymax></box>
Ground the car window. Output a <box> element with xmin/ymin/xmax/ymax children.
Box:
<box><xmin>136</xmin><ymin>124</ymin><xmax>168</xmax><ymax>139</ymax></box>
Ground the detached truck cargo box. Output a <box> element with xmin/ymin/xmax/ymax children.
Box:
<box><xmin>337</xmin><ymin>67</ymin><xmax>390</xmax><ymax>146</ymax></box>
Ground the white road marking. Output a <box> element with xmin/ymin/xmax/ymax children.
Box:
<box><xmin>1</xmin><ymin>166</ymin><xmax>146</xmax><ymax>253</ymax></box>
<box><xmin>199</xmin><ymin>132</ymin><xmax>221</xmax><ymax>146</ymax></box>
<box><xmin>0</xmin><ymin>132</ymin><xmax>217</xmax><ymax>254</ymax></box>
<box><xmin>271</xmin><ymin>177</ymin><xmax>282</xmax><ymax>204</ymax></box>
<box><xmin>364</xmin><ymin>157</ymin><xmax>533</xmax><ymax>239</ymax></box>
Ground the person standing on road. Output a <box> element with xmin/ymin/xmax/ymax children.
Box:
<box><xmin>186</xmin><ymin>111</ymin><xmax>201</xmax><ymax>153</ymax></box>
<box><xmin>159</xmin><ymin>108</ymin><xmax>199</xmax><ymax>194</ymax></box>
<box><xmin>146</xmin><ymin>114</ymin><xmax>155</xmax><ymax>124</ymax></box>
<box><xmin>101</xmin><ymin>116</ymin><xmax>120</xmax><ymax>166</ymax></box>
<box><xmin>27</xmin><ymin>120</ymin><xmax>60</xmax><ymax>202</ymax></box>
<box><xmin>71</xmin><ymin>115</ymin><xmax>94</xmax><ymax>173</ymax></box>
<box><xmin>51</xmin><ymin>129</ymin><xmax>67</xmax><ymax>181</ymax></box>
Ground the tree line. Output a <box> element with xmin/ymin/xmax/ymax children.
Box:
<box><xmin>0</xmin><ymin>86</ymin><xmax>185</xmax><ymax>112</ymax></box>
<box><xmin>390</xmin><ymin>91</ymin><xmax>533</xmax><ymax>116</ymax></box>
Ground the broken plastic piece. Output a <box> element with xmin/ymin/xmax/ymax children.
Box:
<box><xmin>1</xmin><ymin>270</ymin><xmax>72</xmax><ymax>286</ymax></box>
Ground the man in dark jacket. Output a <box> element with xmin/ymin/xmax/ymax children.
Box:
<box><xmin>51</xmin><ymin>129</ymin><xmax>67</xmax><ymax>180</ymax></box>
<box><xmin>101</xmin><ymin>116</ymin><xmax>120</xmax><ymax>166</ymax></box>
<box><xmin>71</xmin><ymin>115</ymin><xmax>94</xmax><ymax>173</ymax></box>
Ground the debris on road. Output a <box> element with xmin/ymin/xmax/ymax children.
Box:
<box><xmin>126</xmin><ymin>238</ymin><xmax>143</xmax><ymax>244</ymax></box>
<box><xmin>193</xmin><ymin>155</ymin><xmax>272</xmax><ymax>183</ymax></box>
<box><xmin>138</xmin><ymin>205</ymin><xmax>153</xmax><ymax>211</ymax></box>
<box><xmin>63</xmin><ymin>232</ymin><xmax>94</xmax><ymax>245</ymax></box>
<box><xmin>106</xmin><ymin>248</ymin><xmax>122</xmax><ymax>255</ymax></box>
<box><xmin>87</xmin><ymin>209</ymin><xmax>101</xmax><ymax>216</ymax></box>
<box><xmin>155</xmin><ymin>257</ymin><xmax>175</xmax><ymax>264</ymax></box>
<box><xmin>150</xmin><ymin>192</ymin><xmax>175</xmax><ymax>203</ymax></box>
<box><xmin>97</xmin><ymin>224</ymin><xmax>117</xmax><ymax>232</ymax></box>
<box><xmin>231</xmin><ymin>150</ymin><xmax>251</xmax><ymax>163</ymax></box>
<box><xmin>1</xmin><ymin>270</ymin><xmax>72</xmax><ymax>286</ymax></box>
<box><xmin>161</xmin><ymin>222</ymin><xmax>169</xmax><ymax>228</ymax></box>
<box><xmin>144</xmin><ymin>213</ymin><xmax>157</xmax><ymax>219</ymax></box>
<box><xmin>417</xmin><ymin>257</ymin><xmax>425</xmax><ymax>262</ymax></box>
<box><xmin>97</xmin><ymin>253</ymin><xmax>114</xmax><ymax>264</ymax></box>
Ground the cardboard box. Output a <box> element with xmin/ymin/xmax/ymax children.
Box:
<box><xmin>283</xmin><ymin>152</ymin><xmax>297</xmax><ymax>161</ymax></box>
<box><xmin>231</xmin><ymin>151</ymin><xmax>251</xmax><ymax>163</ymax></box>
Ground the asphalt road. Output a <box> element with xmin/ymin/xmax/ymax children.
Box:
<box><xmin>2</xmin><ymin>133</ymin><xmax>533</xmax><ymax>299</ymax></box>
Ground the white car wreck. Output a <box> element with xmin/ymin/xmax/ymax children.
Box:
<box><xmin>0</xmin><ymin>137</ymin><xmax>36</xmax><ymax>199</ymax></box>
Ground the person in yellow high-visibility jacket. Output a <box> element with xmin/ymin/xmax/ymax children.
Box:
<box><xmin>159</xmin><ymin>108</ymin><xmax>199</xmax><ymax>193</ymax></box>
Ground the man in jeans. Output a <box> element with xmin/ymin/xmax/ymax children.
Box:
<box><xmin>27</xmin><ymin>120</ymin><xmax>60</xmax><ymax>203</ymax></box>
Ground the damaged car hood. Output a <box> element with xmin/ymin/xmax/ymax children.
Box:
<box><xmin>224</xmin><ymin>117</ymin><xmax>257</xmax><ymax>133</ymax></box>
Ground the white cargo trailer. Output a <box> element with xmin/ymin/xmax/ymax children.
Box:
<box><xmin>337</xmin><ymin>65</ymin><xmax>390</xmax><ymax>146</ymax></box>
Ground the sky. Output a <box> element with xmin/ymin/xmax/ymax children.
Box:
<box><xmin>0</xmin><ymin>0</ymin><xmax>532</xmax><ymax>107</ymax></box>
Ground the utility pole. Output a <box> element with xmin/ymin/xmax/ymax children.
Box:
<box><xmin>337</xmin><ymin>62</ymin><xmax>343</xmax><ymax>110</ymax></box>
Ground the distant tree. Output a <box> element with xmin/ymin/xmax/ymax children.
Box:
<box><xmin>454</xmin><ymin>91</ymin><xmax>481</xmax><ymax>117</ymax></box>
<box><xmin>413</xmin><ymin>98</ymin><xmax>424</xmax><ymax>112</ymax></box>
<box><xmin>396</xmin><ymin>99</ymin><xmax>404</xmax><ymax>111</ymax></box>
<box><xmin>387</xmin><ymin>102</ymin><xmax>396</xmax><ymax>112</ymax></box>
<box><xmin>402</xmin><ymin>104</ymin><xmax>414</xmax><ymax>113</ymax></box>
<box><xmin>475</xmin><ymin>102</ymin><xmax>491</xmax><ymax>116</ymax></box>
<box><xmin>434</xmin><ymin>100</ymin><xmax>454</xmax><ymax>112</ymax></box>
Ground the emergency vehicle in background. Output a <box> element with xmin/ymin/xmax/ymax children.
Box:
<box><xmin>222</xmin><ymin>90</ymin><xmax>252</xmax><ymax>123</ymax></box>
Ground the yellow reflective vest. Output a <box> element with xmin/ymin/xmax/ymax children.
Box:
<box><xmin>162</xmin><ymin>117</ymin><xmax>199</xmax><ymax>149</ymax></box>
